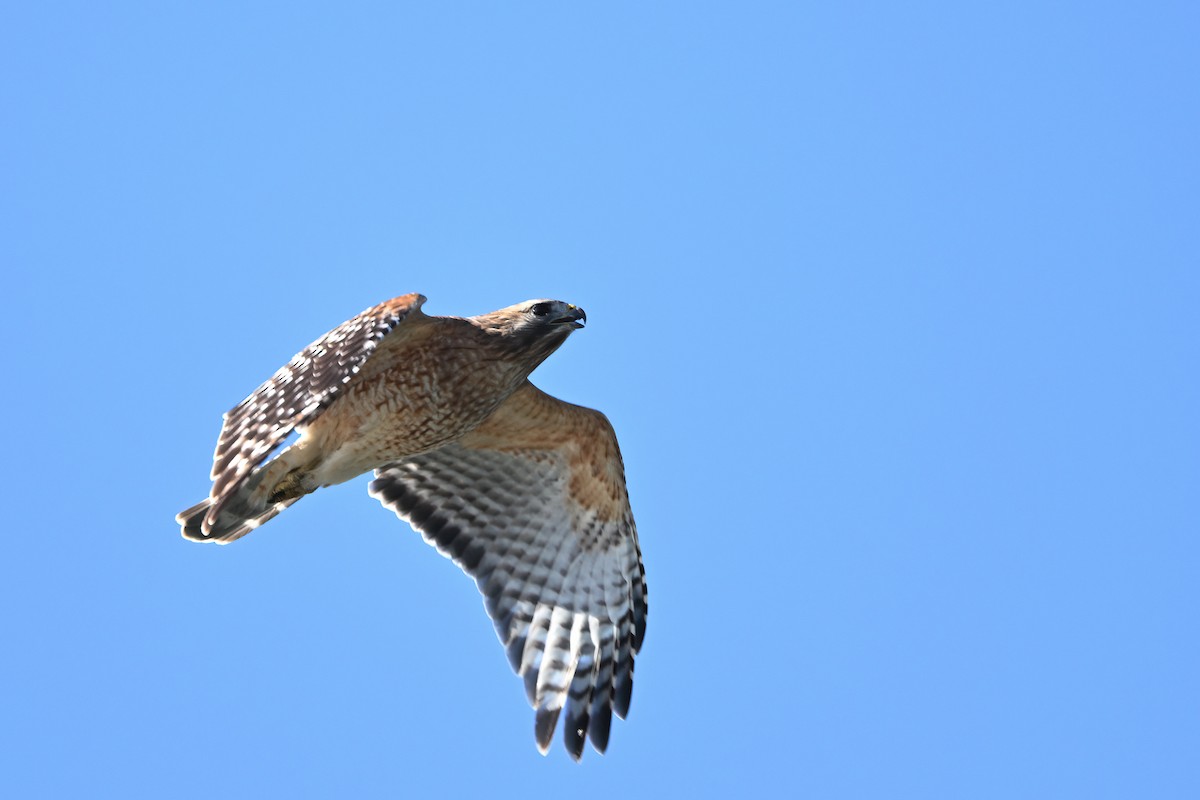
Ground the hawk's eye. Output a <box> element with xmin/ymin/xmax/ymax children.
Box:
<box><xmin>530</xmin><ymin>302</ymin><xmax>553</xmax><ymax>317</ymax></box>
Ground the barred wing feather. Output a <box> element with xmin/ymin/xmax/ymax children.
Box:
<box><xmin>368</xmin><ymin>382</ymin><xmax>647</xmax><ymax>760</ymax></box>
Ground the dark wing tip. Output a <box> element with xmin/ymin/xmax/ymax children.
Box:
<box><xmin>564</xmin><ymin>725</ymin><xmax>586</xmax><ymax>762</ymax></box>
<box><xmin>613</xmin><ymin>667</ymin><xmax>634</xmax><ymax>720</ymax></box>
<box><xmin>587</xmin><ymin>699</ymin><xmax>612</xmax><ymax>754</ymax></box>
<box><xmin>534</xmin><ymin>706</ymin><xmax>561</xmax><ymax>755</ymax></box>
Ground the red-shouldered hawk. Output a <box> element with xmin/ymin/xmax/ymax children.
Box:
<box><xmin>177</xmin><ymin>294</ymin><xmax>647</xmax><ymax>760</ymax></box>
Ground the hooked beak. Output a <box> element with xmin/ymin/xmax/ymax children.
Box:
<box><xmin>554</xmin><ymin>305</ymin><xmax>587</xmax><ymax>329</ymax></box>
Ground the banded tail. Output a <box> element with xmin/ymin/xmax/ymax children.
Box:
<box><xmin>180</xmin><ymin>421</ymin><xmax>322</xmax><ymax>545</ymax></box>
<box><xmin>176</xmin><ymin>496</ymin><xmax>299</xmax><ymax>544</ymax></box>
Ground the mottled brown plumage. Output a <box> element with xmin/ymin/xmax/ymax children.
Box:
<box><xmin>177</xmin><ymin>293</ymin><xmax>647</xmax><ymax>760</ymax></box>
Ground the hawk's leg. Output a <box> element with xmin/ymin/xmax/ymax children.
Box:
<box><xmin>268</xmin><ymin>469</ymin><xmax>310</xmax><ymax>504</ymax></box>
<box><xmin>245</xmin><ymin>444</ymin><xmax>318</xmax><ymax>509</ymax></box>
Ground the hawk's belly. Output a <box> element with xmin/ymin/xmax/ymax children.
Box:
<box><xmin>300</xmin><ymin>354</ymin><xmax>520</xmax><ymax>488</ymax></box>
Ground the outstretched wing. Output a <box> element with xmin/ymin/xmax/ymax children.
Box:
<box><xmin>205</xmin><ymin>293</ymin><xmax>426</xmax><ymax>531</ymax></box>
<box><xmin>368</xmin><ymin>381</ymin><xmax>647</xmax><ymax>760</ymax></box>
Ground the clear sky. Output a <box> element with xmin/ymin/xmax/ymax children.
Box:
<box><xmin>2</xmin><ymin>2</ymin><xmax>1197</xmax><ymax>798</ymax></box>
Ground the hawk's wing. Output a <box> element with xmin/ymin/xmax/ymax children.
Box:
<box><xmin>206</xmin><ymin>293</ymin><xmax>426</xmax><ymax>529</ymax></box>
<box><xmin>368</xmin><ymin>381</ymin><xmax>648</xmax><ymax>760</ymax></box>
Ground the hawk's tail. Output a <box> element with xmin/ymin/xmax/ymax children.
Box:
<box><xmin>179</xmin><ymin>451</ymin><xmax>313</xmax><ymax>544</ymax></box>
<box><xmin>176</xmin><ymin>495</ymin><xmax>298</xmax><ymax>544</ymax></box>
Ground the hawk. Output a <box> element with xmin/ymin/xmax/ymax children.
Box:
<box><xmin>176</xmin><ymin>294</ymin><xmax>647</xmax><ymax>760</ymax></box>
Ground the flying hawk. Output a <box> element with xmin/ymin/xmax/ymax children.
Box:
<box><xmin>177</xmin><ymin>294</ymin><xmax>647</xmax><ymax>760</ymax></box>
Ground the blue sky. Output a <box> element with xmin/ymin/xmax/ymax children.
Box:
<box><xmin>2</xmin><ymin>2</ymin><xmax>1197</xmax><ymax>797</ymax></box>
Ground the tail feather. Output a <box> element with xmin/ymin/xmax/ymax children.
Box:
<box><xmin>176</xmin><ymin>496</ymin><xmax>297</xmax><ymax>544</ymax></box>
<box><xmin>179</xmin><ymin>451</ymin><xmax>311</xmax><ymax>544</ymax></box>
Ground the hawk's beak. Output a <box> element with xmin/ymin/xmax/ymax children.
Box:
<box><xmin>555</xmin><ymin>305</ymin><xmax>586</xmax><ymax>329</ymax></box>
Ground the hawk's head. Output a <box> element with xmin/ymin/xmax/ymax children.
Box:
<box><xmin>472</xmin><ymin>299</ymin><xmax>586</xmax><ymax>334</ymax></box>
<box><xmin>470</xmin><ymin>299</ymin><xmax>587</xmax><ymax>363</ymax></box>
